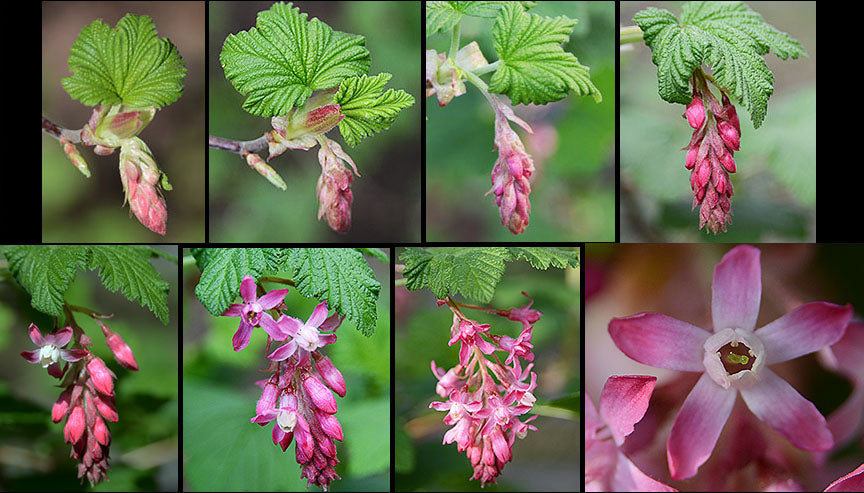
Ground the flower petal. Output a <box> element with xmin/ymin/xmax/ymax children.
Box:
<box><xmin>756</xmin><ymin>302</ymin><xmax>853</xmax><ymax>365</ymax></box>
<box><xmin>667</xmin><ymin>373</ymin><xmax>737</xmax><ymax>480</ymax></box>
<box><xmin>20</xmin><ymin>349</ymin><xmax>40</xmax><ymax>364</ymax></box>
<box><xmin>267</xmin><ymin>340</ymin><xmax>297</xmax><ymax>361</ymax></box>
<box><xmin>222</xmin><ymin>303</ymin><xmax>244</xmax><ymax>317</ymax></box>
<box><xmin>259</xmin><ymin>313</ymin><xmax>286</xmax><ymax>341</ymax></box>
<box><xmin>306</xmin><ymin>301</ymin><xmax>330</xmax><ymax>328</ymax></box>
<box><xmin>257</xmin><ymin>288</ymin><xmax>289</xmax><ymax>310</ymax></box>
<box><xmin>825</xmin><ymin>463</ymin><xmax>864</xmax><ymax>492</ymax></box>
<box><xmin>28</xmin><ymin>323</ymin><xmax>44</xmax><ymax>346</ymax></box>
<box><xmin>599</xmin><ymin>375</ymin><xmax>657</xmax><ymax>446</ymax></box>
<box><xmin>240</xmin><ymin>275</ymin><xmax>257</xmax><ymax>302</ymax></box>
<box><xmin>609</xmin><ymin>313</ymin><xmax>710</xmax><ymax>371</ymax></box>
<box><xmin>739</xmin><ymin>367</ymin><xmax>833</xmax><ymax>451</ymax></box>
<box><xmin>613</xmin><ymin>451</ymin><xmax>678</xmax><ymax>492</ymax></box>
<box><xmin>712</xmin><ymin>245</ymin><xmax>762</xmax><ymax>333</ymax></box>
<box><xmin>318</xmin><ymin>313</ymin><xmax>344</xmax><ymax>333</ymax></box>
<box><xmin>53</xmin><ymin>326</ymin><xmax>74</xmax><ymax>347</ymax></box>
<box><xmin>277</xmin><ymin>315</ymin><xmax>303</xmax><ymax>338</ymax></box>
<box><xmin>232</xmin><ymin>321</ymin><xmax>253</xmax><ymax>351</ymax></box>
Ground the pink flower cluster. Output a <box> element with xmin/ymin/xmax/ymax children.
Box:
<box><xmin>488</xmin><ymin>95</ymin><xmax>535</xmax><ymax>235</ymax></box>
<box><xmin>683</xmin><ymin>80</ymin><xmax>740</xmax><ymax>234</ymax></box>
<box><xmin>224</xmin><ymin>275</ymin><xmax>347</xmax><ymax>490</ymax></box>
<box><xmin>21</xmin><ymin>321</ymin><xmax>138</xmax><ymax>485</ymax></box>
<box><xmin>429</xmin><ymin>293</ymin><xmax>542</xmax><ymax>486</ymax></box>
<box><xmin>592</xmin><ymin>245</ymin><xmax>864</xmax><ymax>491</ymax></box>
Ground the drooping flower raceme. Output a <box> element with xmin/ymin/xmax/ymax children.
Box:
<box><xmin>487</xmin><ymin>95</ymin><xmax>535</xmax><ymax>235</ymax></box>
<box><xmin>231</xmin><ymin>276</ymin><xmax>347</xmax><ymax>491</ymax></box>
<box><xmin>20</xmin><ymin>319</ymin><xmax>139</xmax><ymax>486</ymax></box>
<box><xmin>429</xmin><ymin>295</ymin><xmax>541</xmax><ymax>486</ymax></box>
<box><xmin>608</xmin><ymin>245</ymin><xmax>853</xmax><ymax>480</ymax></box>
<box><xmin>586</xmin><ymin>375</ymin><xmax>676</xmax><ymax>492</ymax></box>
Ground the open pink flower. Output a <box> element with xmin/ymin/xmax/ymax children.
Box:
<box><xmin>586</xmin><ymin>375</ymin><xmax>676</xmax><ymax>492</ymax></box>
<box><xmin>221</xmin><ymin>275</ymin><xmax>289</xmax><ymax>351</ymax></box>
<box><xmin>267</xmin><ymin>301</ymin><xmax>342</xmax><ymax>367</ymax></box>
<box><xmin>609</xmin><ymin>245</ymin><xmax>853</xmax><ymax>480</ymax></box>
<box><xmin>20</xmin><ymin>324</ymin><xmax>87</xmax><ymax>379</ymax></box>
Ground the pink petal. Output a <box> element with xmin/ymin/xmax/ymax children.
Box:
<box><xmin>61</xmin><ymin>349</ymin><xmax>88</xmax><ymax>363</ymax></box>
<box><xmin>259</xmin><ymin>314</ymin><xmax>286</xmax><ymax>341</ymax></box>
<box><xmin>828</xmin><ymin>388</ymin><xmax>864</xmax><ymax>448</ymax></box>
<box><xmin>667</xmin><ymin>373</ymin><xmax>737</xmax><ymax>480</ymax></box>
<box><xmin>712</xmin><ymin>245</ymin><xmax>762</xmax><ymax>333</ymax></box>
<box><xmin>20</xmin><ymin>349</ymin><xmax>40</xmax><ymax>364</ymax></box>
<box><xmin>240</xmin><ymin>275</ymin><xmax>257</xmax><ymax>302</ymax></box>
<box><xmin>613</xmin><ymin>451</ymin><xmax>678</xmax><ymax>492</ymax></box>
<box><xmin>28</xmin><ymin>323</ymin><xmax>44</xmax><ymax>346</ymax></box>
<box><xmin>232</xmin><ymin>321</ymin><xmax>253</xmax><ymax>351</ymax></box>
<box><xmin>739</xmin><ymin>368</ymin><xmax>833</xmax><ymax>451</ymax></box>
<box><xmin>276</xmin><ymin>315</ymin><xmax>303</xmax><ymax>338</ymax></box>
<box><xmin>267</xmin><ymin>340</ymin><xmax>297</xmax><ymax>361</ymax></box>
<box><xmin>756</xmin><ymin>302</ymin><xmax>853</xmax><ymax>365</ymax></box>
<box><xmin>608</xmin><ymin>313</ymin><xmax>710</xmax><ymax>371</ymax></box>
<box><xmin>306</xmin><ymin>301</ymin><xmax>330</xmax><ymax>328</ymax></box>
<box><xmin>53</xmin><ymin>326</ymin><xmax>74</xmax><ymax>347</ymax></box>
<box><xmin>222</xmin><ymin>303</ymin><xmax>244</xmax><ymax>317</ymax></box>
<box><xmin>318</xmin><ymin>313</ymin><xmax>344</xmax><ymax>333</ymax></box>
<box><xmin>257</xmin><ymin>288</ymin><xmax>289</xmax><ymax>310</ymax></box>
<box><xmin>599</xmin><ymin>375</ymin><xmax>657</xmax><ymax>446</ymax></box>
<box><xmin>825</xmin><ymin>463</ymin><xmax>864</xmax><ymax>492</ymax></box>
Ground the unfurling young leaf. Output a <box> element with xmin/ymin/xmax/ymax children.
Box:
<box><xmin>334</xmin><ymin>73</ymin><xmax>415</xmax><ymax>147</ymax></box>
<box><xmin>489</xmin><ymin>2</ymin><xmax>601</xmax><ymax>105</ymax></box>
<box><xmin>633</xmin><ymin>1</ymin><xmax>806</xmax><ymax>128</ymax></box>
<box><xmin>61</xmin><ymin>14</ymin><xmax>187</xmax><ymax>109</ymax></box>
<box><xmin>220</xmin><ymin>2</ymin><xmax>371</xmax><ymax>117</ymax></box>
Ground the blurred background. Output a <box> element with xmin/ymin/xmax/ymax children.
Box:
<box><xmin>208</xmin><ymin>1</ymin><xmax>421</xmax><ymax>242</ymax></box>
<box><xmin>41</xmin><ymin>2</ymin><xmax>206</xmax><ymax>242</ymax></box>
<box><xmin>0</xmin><ymin>246</ymin><xmax>179</xmax><ymax>491</ymax></box>
<box><xmin>426</xmin><ymin>2</ymin><xmax>615</xmax><ymax>242</ymax></box>
<box><xmin>585</xmin><ymin>244</ymin><xmax>864</xmax><ymax>490</ymax></box>
<box><xmin>619</xmin><ymin>1</ymin><xmax>816</xmax><ymax>242</ymax></box>
<box><xmin>182</xmin><ymin>249</ymin><xmax>391</xmax><ymax>491</ymax></box>
<box><xmin>394</xmin><ymin>248</ymin><xmax>580</xmax><ymax>491</ymax></box>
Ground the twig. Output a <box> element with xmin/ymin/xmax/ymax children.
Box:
<box><xmin>42</xmin><ymin>116</ymin><xmax>83</xmax><ymax>143</ymax></box>
<box><xmin>208</xmin><ymin>135</ymin><xmax>268</xmax><ymax>155</ymax></box>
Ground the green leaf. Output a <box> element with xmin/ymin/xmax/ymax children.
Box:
<box><xmin>506</xmin><ymin>247</ymin><xmax>579</xmax><ymax>270</ymax></box>
<box><xmin>356</xmin><ymin>248</ymin><xmax>390</xmax><ymax>264</ymax></box>
<box><xmin>400</xmin><ymin>247</ymin><xmax>579</xmax><ymax>304</ymax></box>
<box><xmin>334</xmin><ymin>73</ymin><xmax>415</xmax><ymax>147</ymax></box>
<box><xmin>286</xmin><ymin>248</ymin><xmax>381</xmax><ymax>337</ymax></box>
<box><xmin>86</xmin><ymin>246</ymin><xmax>171</xmax><ymax>324</ymax></box>
<box><xmin>220</xmin><ymin>2</ymin><xmax>371</xmax><ymax>117</ymax></box>
<box><xmin>193</xmin><ymin>248</ymin><xmax>268</xmax><ymax>316</ymax></box>
<box><xmin>0</xmin><ymin>246</ymin><xmax>89</xmax><ymax>317</ymax></box>
<box><xmin>425</xmin><ymin>1</ymin><xmax>536</xmax><ymax>36</ymax></box>
<box><xmin>489</xmin><ymin>2</ymin><xmax>601</xmax><ymax>105</ymax></box>
<box><xmin>633</xmin><ymin>1</ymin><xmax>806</xmax><ymax>128</ymax></box>
<box><xmin>61</xmin><ymin>13</ymin><xmax>186</xmax><ymax>108</ymax></box>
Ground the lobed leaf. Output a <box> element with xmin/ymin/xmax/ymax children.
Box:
<box><xmin>489</xmin><ymin>2</ymin><xmax>601</xmax><ymax>105</ymax></box>
<box><xmin>87</xmin><ymin>246</ymin><xmax>171</xmax><ymax>324</ymax></box>
<box><xmin>426</xmin><ymin>1</ymin><xmax>536</xmax><ymax>36</ymax></box>
<box><xmin>61</xmin><ymin>13</ymin><xmax>186</xmax><ymax>108</ymax></box>
<box><xmin>220</xmin><ymin>2</ymin><xmax>371</xmax><ymax>117</ymax></box>
<box><xmin>193</xmin><ymin>248</ymin><xmax>268</xmax><ymax>316</ymax></box>
<box><xmin>334</xmin><ymin>73</ymin><xmax>415</xmax><ymax>147</ymax></box>
<box><xmin>633</xmin><ymin>1</ymin><xmax>806</xmax><ymax>128</ymax></box>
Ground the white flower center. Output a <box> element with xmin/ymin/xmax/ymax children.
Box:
<box><xmin>703</xmin><ymin>328</ymin><xmax>765</xmax><ymax>390</ymax></box>
<box><xmin>39</xmin><ymin>344</ymin><xmax>61</xmax><ymax>368</ymax></box>
<box><xmin>276</xmin><ymin>408</ymin><xmax>298</xmax><ymax>433</ymax></box>
<box><xmin>295</xmin><ymin>324</ymin><xmax>321</xmax><ymax>351</ymax></box>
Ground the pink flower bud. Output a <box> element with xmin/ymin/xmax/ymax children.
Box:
<box><xmin>246</xmin><ymin>152</ymin><xmax>287</xmax><ymax>191</ymax></box>
<box><xmin>314</xmin><ymin>355</ymin><xmax>346</xmax><ymax>397</ymax></box>
<box><xmin>61</xmin><ymin>137</ymin><xmax>91</xmax><ymax>177</ymax></box>
<box><xmin>91</xmin><ymin>392</ymin><xmax>118</xmax><ymax>422</ymax></box>
<box><xmin>316</xmin><ymin>136</ymin><xmax>358</xmax><ymax>233</ymax></box>
<box><xmin>696</xmin><ymin>159</ymin><xmax>711</xmax><ymax>189</ymax></box>
<box><xmin>685</xmin><ymin>146</ymin><xmax>698</xmax><ymax>170</ymax></box>
<box><xmin>314</xmin><ymin>407</ymin><xmax>344</xmax><ymax>441</ymax></box>
<box><xmin>86</xmin><ymin>357</ymin><xmax>114</xmax><ymax>396</ymax></box>
<box><xmin>256</xmin><ymin>380</ymin><xmax>279</xmax><ymax>419</ymax></box>
<box><xmin>717</xmin><ymin>120</ymin><xmax>740</xmax><ymax>151</ymax></box>
<box><xmin>119</xmin><ymin>137</ymin><xmax>168</xmax><ymax>235</ymax></box>
<box><xmin>98</xmin><ymin>321</ymin><xmax>139</xmax><ymax>371</ymax></box>
<box><xmin>302</xmin><ymin>373</ymin><xmax>338</xmax><ymax>414</ymax></box>
<box><xmin>53</xmin><ymin>387</ymin><xmax>72</xmax><ymax>423</ymax></box>
<box><xmin>93</xmin><ymin>414</ymin><xmax>111</xmax><ymax>446</ymax></box>
<box><xmin>685</xmin><ymin>95</ymin><xmax>706</xmax><ymax>129</ymax></box>
<box><xmin>719</xmin><ymin>151</ymin><xmax>736</xmax><ymax>173</ymax></box>
<box><xmin>722</xmin><ymin>94</ymin><xmax>741</xmax><ymax>135</ymax></box>
<box><xmin>65</xmin><ymin>406</ymin><xmax>86</xmax><ymax>444</ymax></box>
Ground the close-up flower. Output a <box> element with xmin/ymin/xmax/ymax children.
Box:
<box><xmin>221</xmin><ymin>274</ymin><xmax>289</xmax><ymax>351</ymax></box>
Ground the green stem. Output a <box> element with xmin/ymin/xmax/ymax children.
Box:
<box><xmin>470</xmin><ymin>60</ymin><xmax>500</xmax><ymax>76</ymax></box>
<box><xmin>619</xmin><ymin>25</ymin><xmax>644</xmax><ymax>45</ymax></box>
<box><xmin>449</xmin><ymin>22</ymin><xmax>461</xmax><ymax>59</ymax></box>
<box><xmin>394</xmin><ymin>278</ymin><xmax>407</xmax><ymax>287</ymax></box>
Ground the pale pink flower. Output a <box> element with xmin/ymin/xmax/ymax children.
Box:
<box><xmin>586</xmin><ymin>375</ymin><xmax>677</xmax><ymax>492</ymax></box>
<box><xmin>20</xmin><ymin>324</ymin><xmax>87</xmax><ymax>379</ymax></box>
<box><xmin>316</xmin><ymin>136</ymin><xmax>358</xmax><ymax>233</ymax></box>
<box><xmin>118</xmin><ymin>137</ymin><xmax>168</xmax><ymax>235</ymax></box>
<box><xmin>268</xmin><ymin>301</ymin><xmax>342</xmax><ymax>367</ymax></box>
<box><xmin>608</xmin><ymin>245</ymin><xmax>853</xmax><ymax>480</ymax></box>
<box><xmin>487</xmin><ymin>96</ymin><xmax>535</xmax><ymax>235</ymax></box>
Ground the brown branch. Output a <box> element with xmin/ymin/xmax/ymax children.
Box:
<box><xmin>42</xmin><ymin>116</ymin><xmax>83</xmax><ymax>143</ymax></box>
<box><xmin>209</xmin><ymin>135</ymin><xmax>268</xmax><ymax>155</ymax></box>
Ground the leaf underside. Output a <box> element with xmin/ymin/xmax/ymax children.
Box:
<box><xmin>489</xmin><ymin>2</ymin><xmax>600</xmax><ymax>105</ymax></box>
<box><xmin>400</xmin><ymin>247</ymin><xmax>578</xmax><ymax>304</ymax></box>
<box><xmin>633</xmin><ymin>1</ymin><xmax>806</xmax><ymax>128</ymax></box>
<box><xmin>61</xmin><ymin>13</ymin><xmax>187</xmax><ymax>108</ymax></box>
<box><xmin>334</xmin><ymin>73</ymin><xmax>415</xmax><ymax>147</ymax></box>
<box><xmin>220</xmin><ymin>2</ymin><xmax>371</xmax><ymax>117</ymax></box>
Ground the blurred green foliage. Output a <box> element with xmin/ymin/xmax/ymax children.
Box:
<box><xmin>208</xmin><ymin>1</ymin><xmax>421</xmax><ymax>242</ymax></box>
<box><xmin>182</xmin><ymin>249</ymin><xmax>390</xmax><ymax>491</ymax></box>
<box><xmin>395</xmin><ymin>248</ymin><xmax>580</xmax><ymax>491</ymax></box>
<box><xmin>41</xmin><ymin>2</ymin><xmax>205</xmax><ymax>242</ymax></box>
<box><xmin>426</xmin><ymin>2</ymin><xmax>615</xmax><ymax>241</ymax></box>
<box><xmin>619</xmin><ymin>1</ymin><xmax>816</xmax><ymax>242</ymax></box>
<box><xmin>0</xmin><ymin>246</ymin><xmax>178</xmax><ymax>491</ymax></box>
